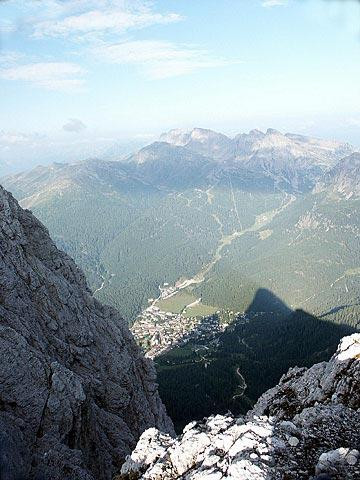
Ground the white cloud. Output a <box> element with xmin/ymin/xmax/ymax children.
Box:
<box><xmin>32</xmin><ymin>2</ymin><xmax>182</xmax><ymax>38</ymax></box>
<box><xmin>347</xmin><ymin>118</ymin><xmax>360</xmax><ymax>128</ymax></box>
<box><xmin>0</xmin><ymin>62</ymin><xmax>86</xmax><ymax>91</ymax></box>
<box><xmin>95</xmin><ymin>40</ymin><xmax>238</xmax><ymax>79</ymax></box>
<box><xmin>0</xmin><ymin>2</ymin><xmax>236</xmax><ymax>87</ymax></box>
<box><xmin>262</xmin><ymin>0</ymin><xmax>288</xmax><ymax>7</ymax></box>
<box><xmin>0</xmin><ymin>51</ymin><xmax>24</xmax><ymax>67</ymax></box>
<box><xmin>29</xmin><ymin>0</ymin><xmax>106</xmax><ymax>19</ymax></box>
<box><xmin>63</xmin><ymin>118</ymin><xmax>87</xmax><ymax>132</ymax></box>
<box><xmin>0</xmin><ymin>131</ymin><xmax>39</xmax><ymax>146</ymax></box>
<box><xmin>0</xmin><ymin>17</ymin><xmax>16</xmax><ymax>34</ymax></box>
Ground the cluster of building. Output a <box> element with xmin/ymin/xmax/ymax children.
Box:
<box><xmin>158</xmin><ymin>282</ymin><xmax>177</xmax><ymax>299</ymax></box>
<box><xmin>131</xmin><ymin>304</ymin><xmax>227</xmax><ymax>359</ymax></box>
<box><xmin>131</xmin><ymin>281</ymin><xmax>250</xmax><ymax>359</ymax></box>
<box><xmin>131</xmin><ymin>304</ymin><xmax>198</xmax><ymax>358</ymax></box>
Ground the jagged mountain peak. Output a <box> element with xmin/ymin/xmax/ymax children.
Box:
<box><xmin>0</xmin><ymin>184</ymin><xmax>174</xmax><ymax>480</ymax></box>
<box><xmin>160</xmin><ymin>127</ymin><xmax>230</xmax><ymax>145</ymax></box>
<box><xmin>159</xmin><ymin>127</ymin><xmax>233</xmax><ymax>160</ymax></box>
<box><xmin>158</xmin><ymin>128</ymin><xmax>356</xmax><ymax>180</ymax></box>
<box><xmin>159</xmin><ymin>128</ymin><xmax>191</xmax><ymax>146</ymax></box>
<box><xmin>190</xmin><ymin>126</ymin><xmax>230</xmax><ymax>139</ymax></box>
<box><xmin>248</xmin><ymin>128</ymin><xmax>266</xmax><ymax>137</ymax></box>
<box><xmin>266</xmin><ymin>127</ymin><xmax>282</xmax><ymax>136</ymax></box>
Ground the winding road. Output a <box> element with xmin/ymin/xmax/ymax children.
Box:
<box><xmin>232</xmin><ymin>367</ymin><xmax>247</xmax><ymax>400</ymax></box>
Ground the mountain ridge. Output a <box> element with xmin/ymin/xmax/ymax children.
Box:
<box><xmin>2</xmin><ymin>128</ymin><xmax>358</xmax><ymax>207</ymax></box>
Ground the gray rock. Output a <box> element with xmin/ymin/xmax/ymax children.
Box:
<box><xmin>251</xmin><ymin>333</ymin><xmax>360</xmax><ymax>419</ymax></box>
<box><xmin>315</xmin><ymin>447</ymin><xmax>359</xmax><ymax>474</ymax></box>
<box><xmin>288</xmin><ymin>436</ymin><xmax>299</xmax><ymax>447</ymax></box>
<box><xmin>0</xmin><ymin>185</ymin><xmax>174</xmax><ymax>480</ymax></box>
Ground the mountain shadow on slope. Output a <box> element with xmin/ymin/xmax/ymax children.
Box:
<box><xmin>155</xmin><ymin>288</ymin><xmax>357</xmax><ymax>432</ymax></box>
<box><xmin>244</xmin><ymin>287</ymin><xmax>293</xmax><ymax>316</ymax></box>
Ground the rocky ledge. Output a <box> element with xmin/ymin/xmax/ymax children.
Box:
<box><xmin>121</xmin><ymin>334</ymin><xmax>360</xmax><ymax>480</ymax></box>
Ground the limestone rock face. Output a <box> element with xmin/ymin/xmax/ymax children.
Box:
<box><xmin>0</xmin><ymin>185</ymin><xmax>174</xmax><ymax>480</ymax></box>
<box><xmin>121</xmin><ymin>334</ymin><xmax>360</xmax><ymax>480</ymax></box>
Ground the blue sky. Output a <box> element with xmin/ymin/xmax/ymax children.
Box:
<box><xmin>0</xmin><ymin>0</ymin><xmax>359</xmax><ymax>171</ymax></box>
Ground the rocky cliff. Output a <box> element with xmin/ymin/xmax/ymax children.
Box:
<box><xmin>314</xmin><ymin>152</ymin><xmax>360</xmax><ymax>199</ymax></box>
<box><xmin>0</xmin><ymin>185</ymin><xmax>174</xmax><ymax>480</ymax></box>
<box><xmin>121</xmin><ymin>334</ymin><xmax>360</xmax><ymax>480</ymax></box>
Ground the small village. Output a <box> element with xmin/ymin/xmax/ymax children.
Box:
<box><xmin>131</xmin><ymin>282</ymin><xmax>231</xmax><ymax>358</ymax></box>
<box><xmin>132</xmin><ymin>303</ymin><xmax>230</xmax><ymax>358</ymax></box>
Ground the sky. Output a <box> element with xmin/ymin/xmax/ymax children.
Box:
<box><xmin>0</xmin><ymin>0</ymin><xmax>359</xmax><ymax>172</ymax></box>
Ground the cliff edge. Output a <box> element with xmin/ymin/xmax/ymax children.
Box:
<box><xmin>0</xmin><ymin>185</ymin><xmax>174</xmax><ymax>480</ymax></box>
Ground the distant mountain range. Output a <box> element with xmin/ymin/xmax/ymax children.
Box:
<box><xmin>5</xmin><ymin>127</ymin><xmax>356</xmax><ymax>203</ymax></box>
<box><xmin>161</xmin><ymin>127</ymin><xmax>352</xmax><ymax>166</ymax></box>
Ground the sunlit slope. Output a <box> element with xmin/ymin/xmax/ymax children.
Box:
<box><xmin>96</xmin><ymin>184</ymin><xmax>286</xmax><ymax>320</ymax></box>
<box><xmin>194</xmin><ymin>192</ymin><xmax>360</xmax><ymax>327</ymax></box>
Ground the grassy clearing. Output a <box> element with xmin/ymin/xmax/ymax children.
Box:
<box><xmin>156</xmin><ymin>290</ymin><xmax>217</xmax><ymax>318</ymax></box>
<box><xmin>258</xmin><ymin>229</ymin><xmax>273</xmax><ymax>240</ymax></box>
<box><xmin>183</xmin><ymin>303</ymin><xmax>217</xmax><ymax>318</ymax></box>
<box><xmin>157</xmin><ymin>291</ymin><xmax>197</xmax><ymax>313</ymax></box>
<box><xmin>345</xmin><ymin>267</ymin><xmax>360</xmax><ymax>276</ymax></box>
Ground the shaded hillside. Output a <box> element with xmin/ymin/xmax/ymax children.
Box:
<box><xmin>155</xmin><ymin>289</ymin><xmax>356</xmax><ymax>432</ymax></box>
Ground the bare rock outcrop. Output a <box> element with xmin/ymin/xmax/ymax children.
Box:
<box><xmin>0</xmin><ymin>185</ymin><xmax>174</xmax><ymax>480</ymax></box>
<box><xmin>121</xmin><ymin>334</ymin><xmax>360</xmax><ymax>479</ymax></box>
